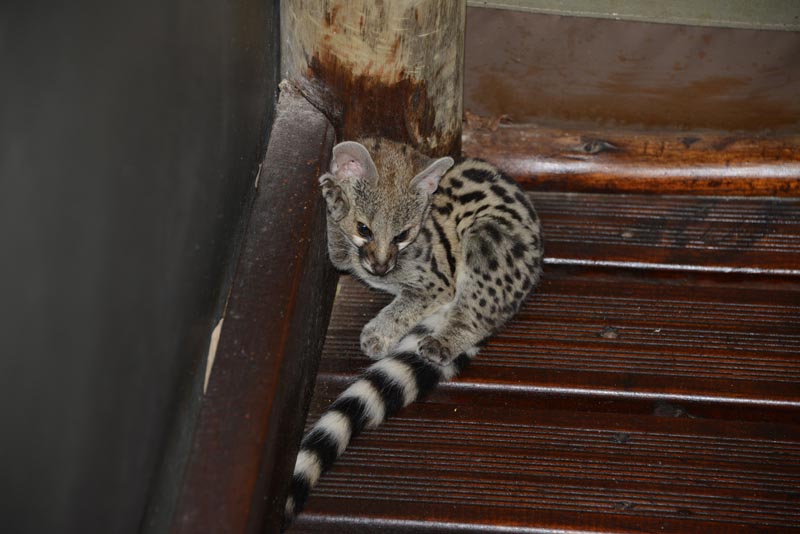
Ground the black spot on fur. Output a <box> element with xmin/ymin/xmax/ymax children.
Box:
<box><xmin>494</xmin><ymin>204</ymin><xmax>523</xmax><ymax>222</ymax></box>
<box><xmin>458</xmin><ymin>191</ymin><xmax>487</xmax><ymax>203</ymax></box>
<box><xmin>462</xmin><ymin>168</ymin><xmax>494</xmax><ymax>183</ymax></box>
<box><xmin>490</xmin><ymin>184</ymin><xmax>514</xmax><ymax>203</ymax></box>
<box><xmin>478</xmin><ymin>238</ymin><xmax>491</xmax><ymax>257</ymax></box>
<box><xmin>484</xmin><ymin>223</ymin><xmax>502</xmax><ymax>243</ymax></box>
<box><xmin>435</xmin><ymin>203</ymin><xmax>454</xmax><ymax>216</ymax></box>
<box><xmin>431</xmin><ymin>216</ymin><xmax>457</xmax><ymax>276</ymax></box>
<box><xmin>450</xmin><ymin>178</ymin><xmax>464</xmax><ymax>188</ymax></box>
<box><xmin>515</xmin><ymin>191</ymin><xmax>540</xmax><ymax>222</ymax></box>
<box><xmin>430</xmin><ymin>256</ymin><xmax>450</xmax><ymax>286</ymax></box>
<box><xmin>498</xmin><ymin>171</ymin><xmax>518</xmax><ymax>185</ymax></box>
<box><xmin>512</xmin><ymin>241</ymin><xmax>527</xmax><ymax>258</ymax></box>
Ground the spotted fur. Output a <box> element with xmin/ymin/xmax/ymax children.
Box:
<box><xmin>284</xmin><ymin>138</ymin><xmax>543</xmax><ymax>526</ymax></box>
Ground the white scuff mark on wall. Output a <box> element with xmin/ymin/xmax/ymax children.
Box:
<box><xmin>204</xmin><ymin>318</ymin><xmax>224</xmax><ymax>394</ymax></box>
<box><xmin>254</xmin><ymin>162</ymin><xmax>263</xmax><ymax>189</ymax></box>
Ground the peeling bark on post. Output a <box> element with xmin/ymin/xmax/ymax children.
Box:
<box><xmin>282</xmin><ymin>0</ymin><xmax>466</xmax><ymax>157</ymax></box>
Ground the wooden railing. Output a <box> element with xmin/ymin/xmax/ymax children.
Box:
<box><xmin>172</xmin><ymin>85</ymin><xmax>338</xmax><ymax>534</ymax></box>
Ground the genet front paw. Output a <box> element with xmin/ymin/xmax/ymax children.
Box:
<box><xmin>418</xmin><ymin>336</ymin><xmax>453</xmax><ymax>365</ymax></box>
<box><xmin>360</xmin><ymin>321</ymin><xmax>392</xmax><ymax>360</ymax></box>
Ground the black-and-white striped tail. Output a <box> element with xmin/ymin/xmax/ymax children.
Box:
<box><xmin>283</xmin><ymin>349</ymin><xmax>473</xmax><ymax>528</ymax></box>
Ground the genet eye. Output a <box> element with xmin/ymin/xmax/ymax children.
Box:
<box><xmin>356</xmin><ymin>222</ymin><xmax>373</xmax><ymax>239</ymax></box>
<box><xmin>394</xmin><ymin>229</ymin><xmax>410</xmax><ymax>243</ymax></box>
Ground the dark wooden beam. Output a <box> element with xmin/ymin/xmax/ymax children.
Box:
<box><xmin>464</xmin><ymin>124</ymin><xmax>800</xmax><ymax>196</ymax></box>
<box><xmin>172</xmin><ymin>85</ymin><xmax>338</xmax><ymax>534</ymax></box>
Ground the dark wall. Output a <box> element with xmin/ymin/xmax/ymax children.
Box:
<box><xmin>0</xmin><ymin>1</ymin><xmax>278</xmax><ymax>532</ymax></box>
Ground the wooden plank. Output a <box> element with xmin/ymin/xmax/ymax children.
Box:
<box><xmin>290</xmin><ymin>400</ymin><xmax>800</xmax><ymax>533</ymax></box>
<box><xmin>172</xmin><ymin>86</ymin><xmax>337</xmax><ymax>534</ymax></box>
<box><xmin>533</xmin><ymin>192</ymin><xmax>800</xmax><ymax>275</ymax></box>
<box><xmin>317</xmin><ymin>267</ymin><xmax>800</xmax><ymax>408</ymax></box>
<box><xmin>282</xmin><ymin>0</ymin><xmax>466</xmax><ymax>157</ymax></box>
<box><xmin>290</xmin><ymin>262</ymin><xmax>800</xmax><ymax>532</ymax></box>
<box><xmin>463</xmin><ymin>125</ymin><xmax>800</xmax><ymax>196</ymax></box>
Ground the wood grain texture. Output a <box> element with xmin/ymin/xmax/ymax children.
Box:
<box><xmin>288</xmin><ymin>189</ymin><xmax>800</xmax><ymax>532</ymax></box>
<box><xmin>282</xmin><ymin>0</ymin><xmax>466</xmax><ymax>156</ymax></box>
<box><xmin>463</xmin><ymin>8</ymin><xmax>800</xmax><ymax>131</ymax></box>
<box><xmin>463</xmin><ymin>125</ymin><xmax>800</xmax><ymax>196</ymax></box>
<box><xmin>532</xmin><ymin>192</ymin><xmax>800</xmax><ymax>274</ymax></box>
<box><xmin>171</xmin><ymin>86</ymin><xmax>337</xmax><ymax>534</ymax></box>
<box><xmin>290</xmin><ymin>399</ymin><xmax>800</xmax><ymax>533</ymax></box>
<box><xmin>319</xmin><ymin>268</ymin><xmax>800</xmax><ymax>408</ymax></box>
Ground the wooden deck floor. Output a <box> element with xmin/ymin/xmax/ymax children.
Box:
<box><xmin>288</xmin><ymin>186</ymin><xmax>800</xmax><ymax>532</ymax></box>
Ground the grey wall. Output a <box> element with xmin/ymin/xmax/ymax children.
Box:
<box><xmin>0</xmin><ymin>1</ymin><xmax>279</xmax><ymax>532</ymax></box>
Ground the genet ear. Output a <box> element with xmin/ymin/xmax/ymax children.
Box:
<box><xmin>331</xmin><ymin>141</ymin><xmax>378</xmax><ymax>184</ymax></box>
<box><xmin>410</xmin><ymin>157</ymin><xmax>454</xmax><ymax>195</ymax></box>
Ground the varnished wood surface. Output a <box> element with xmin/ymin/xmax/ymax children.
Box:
<box><xmin>172</xmin><ymin>87</ymin><xmax>338</xmax><ymax>534</ymax></box>
<box><xmin>532</xmin><ymin>193</ymin><xmax>800</xmax><ymax>274</ymax></box>
<box><xmin>463</xmin><ymin>125</ymin><xmax>800</xmax><ymax>196</ymax></box>
<box><xmin>292</xmin><ymin>401</ymin><xmax>800</xmax><ymax>533</ymax></box>
<box><xmin>319</xmin><ymin>267</ymin><xmax>800</xmax><ymax>409</ymax></box>
<box><xmin>289</xmin><ymin>189</ymin><xmax>800</xmax><ymax>533</ymax></box>
<box><xmin>463</xmin><ymin>9</ymin><xmax>800</xmax><ymax>131</ymax></box>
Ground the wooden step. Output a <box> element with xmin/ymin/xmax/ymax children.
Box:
<box><xmin>463</xmin><ymin>125</ymin><xmax>800</xmax><ymax>197</ymax></box>
<box><xmin>291</xmin><ymin>400</ymin><xmax>800</xmax><ymax>533</ymax></box>
<box><xmin>288</xmin><ymin>191</ymin><xmax>800</xmax><ymax>533</ymax></box>
<box><xmin>533</xmin><ymin>192</ymin><xmax>800</xmax><ymax>275</ymax></box>
<box><xmin>317</xmin><ymin>267</ymin><xmax>800</xmax><ymax>411</ymax></box>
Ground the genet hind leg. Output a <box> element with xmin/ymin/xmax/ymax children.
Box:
<box><xmin>403</xmin><ymin>219</ymin><xmax>539</xmax><ymax>365</ymax></box>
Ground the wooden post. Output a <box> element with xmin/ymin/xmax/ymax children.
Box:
<box><xmin>282</xmin><ymin>0</ymin><xmax>466</xmax><ymax>157</ymax></box>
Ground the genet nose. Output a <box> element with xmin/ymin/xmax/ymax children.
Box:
<box><xmin>371</xmin><ymin>262</ymin><xmax>390</xmax><ymax>276</ymax></box>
